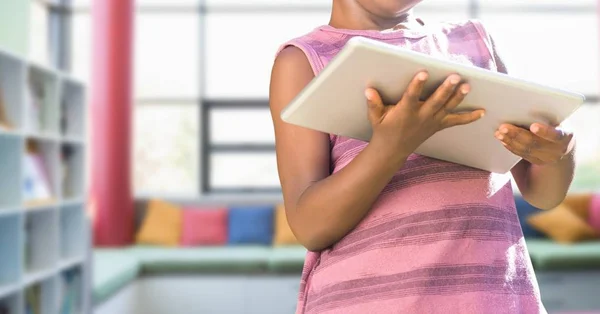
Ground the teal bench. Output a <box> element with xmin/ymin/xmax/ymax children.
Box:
<box><xmin>93</xmin><ymin>245</ymin><xmax>307</xmax><ymax>306</ymax></box>
<box><xmin>94</xmin><ymin>241</ymin><xmax>600</xmax><ymax>309</ymax></box>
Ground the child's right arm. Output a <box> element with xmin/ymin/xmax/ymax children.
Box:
<box><xmin>269</xmin><ymin>47</ymin><xmax>484</xmax><ymax>252</ymax></box>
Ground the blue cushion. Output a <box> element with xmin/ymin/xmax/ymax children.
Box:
<box><xmin>228</xmin><ymin>206</ymin><xmax>274</xmax><ymax>245</ymax></box>
<box><xmin>514</xmin><ymin>196</ymin><xmax>545</xmax><ymax>238</ymax></box>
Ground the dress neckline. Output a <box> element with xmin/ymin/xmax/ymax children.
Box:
<box><xmin>317</xmin><ymin>21</ymin><xmax>431</xmax><ymax>39</ymax></box>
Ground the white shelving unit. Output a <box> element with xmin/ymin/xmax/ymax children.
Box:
<box><xmin>0</xmin><ymin>47</ymin><xmax>89</xmax><ymax>314</ymax></box>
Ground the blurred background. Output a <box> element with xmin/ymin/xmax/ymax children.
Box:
<box><xmin>0</xmin><ymin>0</ymin><xmax>598</xmax><ymax>314</ymax></box>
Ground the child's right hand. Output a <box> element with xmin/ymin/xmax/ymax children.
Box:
<box><xmin>366</xmin><ymin>71</ymin><xmax>485</xmax><ymax>160</ymax></box>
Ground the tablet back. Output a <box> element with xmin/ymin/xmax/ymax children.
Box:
<box><xmin>281</xmin><ymin>37</ymin><xmax>584</xmax><ymax>173</ymax></box>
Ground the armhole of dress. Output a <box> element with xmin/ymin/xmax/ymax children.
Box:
<box><xmin>275</xmin><ymin>40</ymin><xmax>324</xmax><ymax>76</ymax></box>
<box><xmin>470</xmin><ymin>19</ymin><xmax>498</xmax><ymax>71</ymax></box>
<box><xmin>274</xmin><ymin>39</ymin><xmax>338</xmax><ymax>147</ymax></box>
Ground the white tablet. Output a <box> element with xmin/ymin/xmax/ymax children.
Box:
<box><xmin>280</xmin><ymin>36</ymin><xmax>585</xmax><ymax>173</ymax></box>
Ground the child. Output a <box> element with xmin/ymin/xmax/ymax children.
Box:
<box><xmin>269</xmin><ymin>1</ymin><xmax>576</xmax><ymax>313</ymax></box>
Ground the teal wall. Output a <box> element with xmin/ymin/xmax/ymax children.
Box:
<box><xmin>0</xmin><ymin>0</ymin><xmax>29</xmax><ymax>57</ymax></box>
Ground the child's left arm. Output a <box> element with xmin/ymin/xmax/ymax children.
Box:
<box><xmin>487</xmin><ymin>34</ymin><xmax>576</xmax><ymax>209</ymax></box>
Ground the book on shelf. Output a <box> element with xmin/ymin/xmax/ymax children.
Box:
<box><xmin>60</xmin><ymin>98</ymin><xmax>68</xmax><ymax>135</ymax></box>
<box><xmin>23</xmin><ymin>141</ymin><xmax>53</xmax><ymax>205</ymax></box>
<box><xmin>25</xmin><ymin>284</ymin><xmax>41</xmax><ymax>314</ymax></box>
<box><xmin>0</xmin><ymin>86</ymin><xmax>13</xmax><ymax>130</ymax></box>
<box><xmin>58</xmin><ymin>269</ymin><xmax>81</xmax><ymax>314</ymax></box>
<box><xmin>0</xmin><ymin>304</ymin><xmax>10</xmax><ymax>314</ymax></box>
<box><xmin>61</xmin><ymin>145</ymin><xmax>74</xmax><ymax>198</ymax></box>
<box><xmin>26</xmin><ymin>76</ymin><xmax>45</xmax><ymax>132</ymax></box>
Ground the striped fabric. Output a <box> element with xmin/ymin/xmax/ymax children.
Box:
<box><xmin>276</xmin><ymin>19</ymin><xmax>545</xmax><ymax>314</ymax></box>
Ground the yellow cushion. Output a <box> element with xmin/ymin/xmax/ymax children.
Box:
<box><xmin>562</xmin><ymin>193</ymin><xmax>593</xmax><ymax>221</ymax></box>
<box><xmin>273</xmin><ymin>204</ymin><xmax>299</xmax><ymax>246</ymax></box>
<box><xmin>136</xmin><ymin>200</ymin><xmax>183</xmax><ymax>246</ymax></box>
<box><xmin>527</xmin><ymin>204</ymin><xmax>598</xmax><ymax>244</ymax></box>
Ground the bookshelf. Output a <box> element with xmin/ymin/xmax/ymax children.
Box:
<box><xmin>0</xmin><ymin>47</ymin><xmax>89</xmax><ymax>314</ymax></box>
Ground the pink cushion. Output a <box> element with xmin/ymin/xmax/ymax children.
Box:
<box><xmin>590</xmin><ymin>194</ymin><xmax>600</xmax><ymax>231</ymax></box>
<box><xmin>180</xmin><ymin>208</ymin><xmax>228</xmax><ymax>246</ymax></box>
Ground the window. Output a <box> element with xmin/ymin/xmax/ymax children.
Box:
<box><xmin>30</xmin><ymin>0</ymin><xmax>70</xmax><ymax>70</ymax></box>
<box><xmin>69</xmin><ymin>2</ymin><xmax>201</xmax><ymax>195</ymax></box>
<box><xmin>135</xmin><ymin>13</ymin><xmax>200</xmax><ymax>99</ymax></box>
<box><xmin>134</xmin><ymin>104</ymin><xmax>199</xmax><ymax>194</ymax></box>
<box><xmin>203</xmin><ymin>12</ymin><xmax>328</xmax><ymax>99</ymax></box>
<box><xmin>68</xmin><ymin>1</ymin><xmax>599</xmax><ymax>196</ymax></box>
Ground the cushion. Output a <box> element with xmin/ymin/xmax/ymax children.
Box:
<box><xmin>514</xmin><ymin>196</ymin><xmax>545</xmax><ymax>238</ymax></box>
<box><xmin>268</xmin><ymin>246</ymin><xmax>307</xmax><ymax>273</ymax></box>
<box><xmin>129</xmin><ymin>245</ymin><xmax>270</xmax><ymax>273</ymax></box>
<box><xmin>273</xmin><ymin>204</ymin><xmax>299</xmax><ymax>246</ymax></box>
<box><xmin>562</xmin><ymin>193</ymin><xmax>593</xmax><ymax>221</ymax></box>
<box><xmin>526</xmin><ymin>238</ymin><xmax>600</xmax><ymax>270</ymax></box>
<box><xmin>180</xmin><ymin>207</ymin><xmax>228</xmax><ymax>246</ymax></box>
<box><xmin>93</xmin><ymin>249</ymin><xmax>140</xmax><ymax>305</ymax></box>
<box><xmin>527</xmin><ymin>204</ymin><xmax>598</xmax><ymax>244</ymax></box>
<box><xmin>228</xmin><ymin>206</ymin><xmax>274</xmax><ymax>245</ymax></box>
<box><xmin>136</xmin><ymin>199</ymin><xmax>183</xmax><ymax>247</ymax></box>
<box><xmin>590</xmin><ymin>194</ymin><xmax>600</xmax><ymax>231</ymax></box>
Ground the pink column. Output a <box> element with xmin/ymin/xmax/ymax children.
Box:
<box><xmin>90</xmin><ymin>0</ymin><xmax>134</xmax><ymax>246</ymax></box>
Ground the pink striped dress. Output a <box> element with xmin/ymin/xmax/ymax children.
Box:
<box><xmin>276</xmin><ymin>19</ymin><xmax>546</xmax><ymax>314</ymax></box>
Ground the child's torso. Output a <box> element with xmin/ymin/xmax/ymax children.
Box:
<box><xmin>278</xmin><ymin>20</ymin><xmax>545</xmax><ymax>314</ymax></box>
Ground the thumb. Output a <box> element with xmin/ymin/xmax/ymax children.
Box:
<box><xmin>365</xmin><ymin>88</ymin><xmax>385</xmax><ymax>125</ymax></box>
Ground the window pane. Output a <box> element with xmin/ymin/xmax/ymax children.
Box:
<box><xmin>29</xmin><ymin>2</ymin><xmax>50</xmax><ymax>65</ymax></box>
<box><xmin>562</xmin><ymin>104</ymin><xmax>600</xmax><ymax>192</ymax></box>
<box><xmin>135</xmin><ymin>13</ymin><xmax>199</xmax><ymax>98</ymax></box>
<box><xmin>204</xmin><ymin>12</ymin><xmax>329</xmax><ymax>99</ymax></box>
<box><xmin>479</xmin><ymin>11</ymin><xmax>599</xmax><ymax>95</ymax></box>
<box><xmin>71</xmin><ymin>0</ymin><xmax>199</xmax><ymax>7</ymax></box>
<box><xmin>209</xmin><ymin>108</ymin><xmax>273</xmax><ymax>144</ymax></box>
<box><xmin>210</xmin><ymin>152</ymin><xmax>279</xmax><ymax>189</ymax></box>
<box><xmin>134</xmin><ymin>104</ymin><xmax>199</xmax><ymax>194</ymax></box>
<box><xmin>70</xmin><ymin>13</ymin><xmax>92</xmax><ymax>83</ymax></box>
<box><xmin>204</xmin><ymin>0</ymin><xmax>331</xmax><ymax>8</ymax></box>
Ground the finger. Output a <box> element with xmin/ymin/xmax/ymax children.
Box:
<box><xmin>435</xmin><ymin>83</ymin><xmax>470</xmax><ymax>118</ymax></box>
<box><xmin>495</xmin><ymin>129</ymin><xmax>533</xmax><ymax>158</ymax></box>
<box><xmin>423</xmin><ymin>74</ymin><xmax>461</xmax><ymax>113</ymax></box>
<box><xmin>500</xmin><ymin>141</ymin><xmax>545</xmax><ymax>165</ymax></box>
<box><xmin>530</xmin><ymin>123</ymin><xmax>572</xmax><ymax>144</ymax></box>
<box><xmin>399</xmin><ymin>71</ymin><xmax>428</xmax><ymax>108</ymax></box>
<box><xmin>496</xmin><ymin>126</ymin><xmax>559</xmax><ymax>162</ymax></box>
<box><xmin>441</xmin><ymin>109</ymin><xmax>485</xmax><ymax>128</ymax></box>
<box><xmin>365</xmin><ymin>88</ymin><xmax>386</xmax><ymax>125</ymax></box>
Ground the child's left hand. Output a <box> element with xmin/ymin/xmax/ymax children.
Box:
<box><xmin>495</xmin><ymin>123</ymin><xmax>574</xmax><ymax>165</ymax></box>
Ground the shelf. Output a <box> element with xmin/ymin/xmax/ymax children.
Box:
<box><xmin>60</xmin><ymin>144</ymin><xmax>84</xmax><ymax>200</ymax></box>
<box><xmin>61</xmin><ymin>136</ymin><xmax>85</xmax><ymax>145</ymax></box>
<box><xmin>23</xmin><ymin>268</ymin><xmax>55</xmax><ymax>288</ymax></box>
<box><xmin>24</xmin><ymin>210</ymin><xmax>58</xmax><ymax>275</ymax></box>
<box><xmin>24</xmin><ymin>276</ymin><xmax>55</xmax><ymax>314</ymax></box>
<box><xmin>25</xmin><ymin>132</ymin><xmax>59</xmax><ymax>143</ymax></box>
<box><xmin>23</xmin><ymin>139</ymin><xmax>59</xmax><ymax>205</ymax></box>
<box><xmin>23</xmin><ymin>202</ymin><xmax>57</xmax><ymax>213</ymax></box>
<box><xmin>60</xmin><ymin>80</ymin><xmax>85</xmax><ymax>140</ymax></box>
<box><xmin>0</xmin><ymin>283</ymin><xmax>19</xmax><ymax>301</ymax></box>
<box><xmin>60</xmin><ymin>198</ymin><xmax>83</xmax><ymax>207</ymax></box>
<box><xmin>0</xmin><ymin>291</ymin><xmax>20</xmax><ymax>314</ymax></box>
<box><xmin>25</xmin><ymin>66</ymin><xmax>60</xmax><ymax>136</ymax></box>
<box><xmin>0</xmin><ymin>128</ymin><xmax>22</xmax><ymax>139</ymax></box>
<box><xmin>0</xmin><ymin>51</ymin><xmax>25</xmax><ymax>132</ymax></box>
<box><xmin>0</xmin><ymin>208</ymin><xmax>20</xmax><ymax>219</ymax></box>
<box><xmin>0</xmin><ymin>136</ymin><xmax>22</xmax><ymax>209</ymax></box>
<box><xmin>0</xmin><ymin>50</ymin><xmax>88</xmax><ymax>314</ymax></box>
<box><xmin>0</xmin><ymin>215</ymin><xmax>22</xmax><ymax>291</ymax></box>
<box><xmin>60</xmin><ymin>205</ymin><xmax>85</xmax><ymax>260</ymax></box>
<box><xmin>59</xmin><ymin>257</ymin><xmax>84</xmax><ymax>272</ymax></box>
